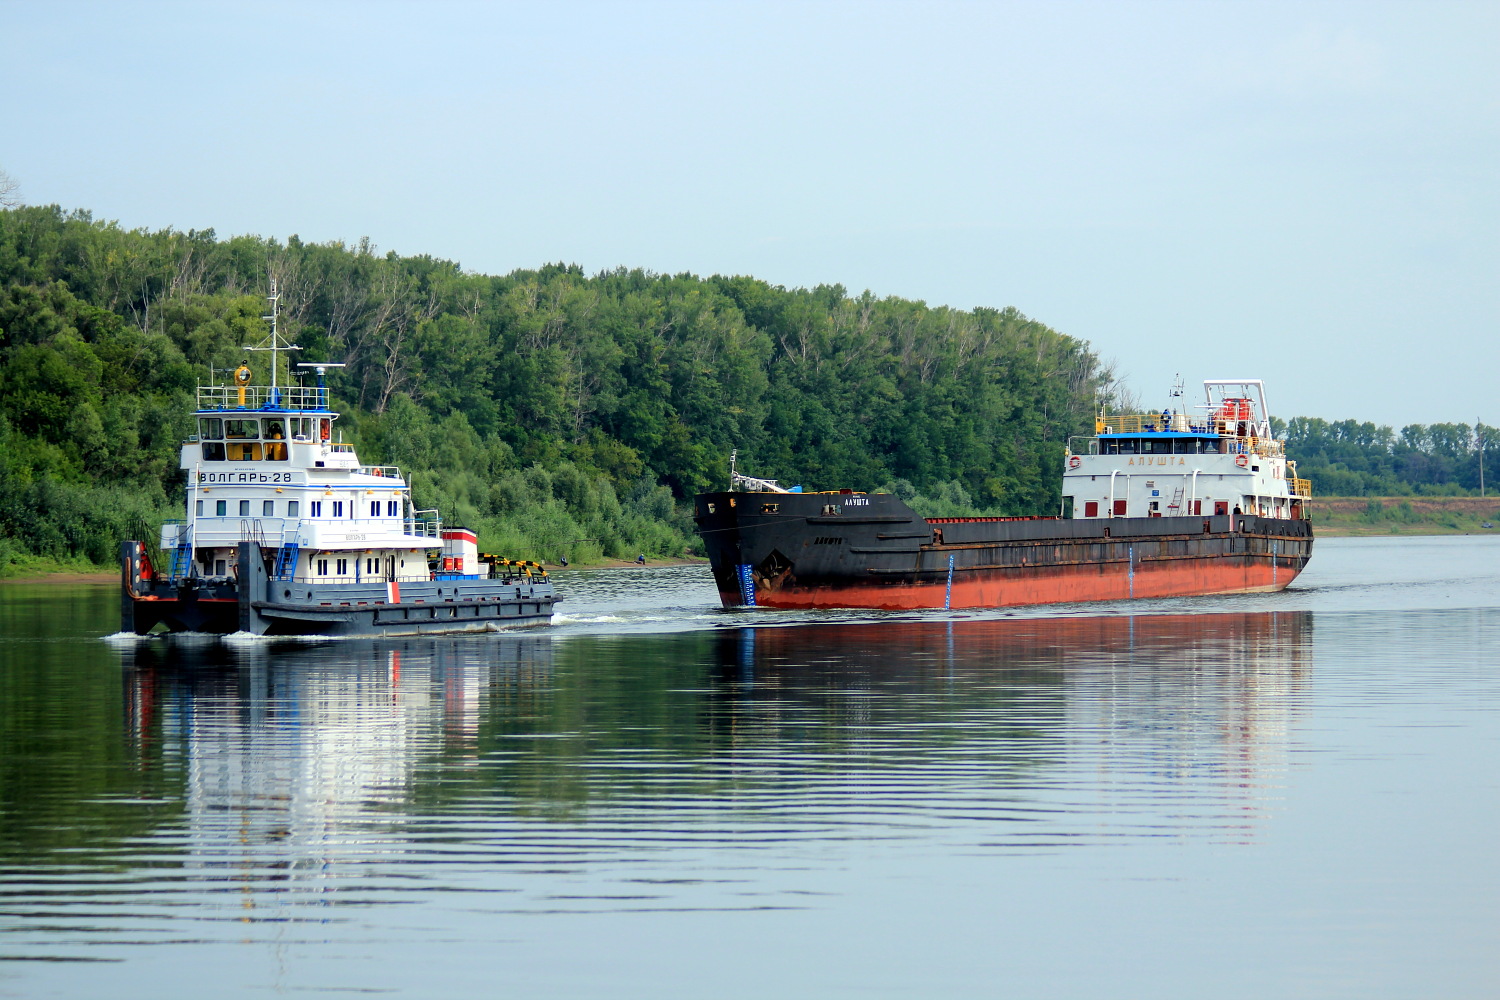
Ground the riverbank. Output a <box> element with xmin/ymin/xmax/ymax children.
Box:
<box><xmin>1310</xmin><ymin>496</ymin><xmax>1500</xmax><ymax>536</ymax></box>
<box><xmin>0</xmin><ymin>551</ymin><xmax>116</xmax><ymax>584</ymax></box>
<box><xmin>551</xmin><ymin>556</ymin><xmax>710</xmax><ymax>572</ymax></box>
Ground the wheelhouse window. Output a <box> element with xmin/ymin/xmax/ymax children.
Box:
<box><xmin>263</xmin><ymin>420</ymin><xmax>288</xmax><ymax>461</ymax></box>
<box><xmin>223</xmin><ymin>419</ymin><xmax>262</xmax><ymax>461</ymax></box>
<box><xmin>228</xmin><ymin>441</ymin><xmax>263</xmax><ymax>461</ymax></box>
<box><xmin>199</xmin><ymin>419</ymin><xmax>227</xmax><ymax>461</ymax></box>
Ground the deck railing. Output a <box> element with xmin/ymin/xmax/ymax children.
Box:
<box><xmin>1097</xmin><ymin>413</ymin><xmax>1286</xmax><ymax>454</ymax></box>
<box><xmin>408</xmin><ymin>511</ymin><xmax>442</xmax><ymax>538</ymax></box>
<box><xmin>196</xmin><ymin>384</ymin><xmax>332</xmax><ymax>412</ymax></box>
<box><xmin>1099</xmin><ymin>412</ymin><xmax>1203</xmax><ymax>434</ymax></box>
<box><xmin>1291</xmin><ymin>478</ymin><xmax>1313</xmax><ymax>498</ymax></box>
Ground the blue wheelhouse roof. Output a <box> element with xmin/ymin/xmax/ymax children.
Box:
<box><xmin>1098</xmin><ymin>431</ymin><xmax>1222</xmax><ymax>439</ymax></box>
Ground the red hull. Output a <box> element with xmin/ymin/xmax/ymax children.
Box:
<box><xmin>718</xmin><ymin>553</ymin><xmax>1302</xmax><ymax>611</ymax></box>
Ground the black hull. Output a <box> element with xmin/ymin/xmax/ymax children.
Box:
<box><xmin>693</xmin><ymin>491</ymin><xmax>1313</xmax><ymax>610</ymax></box>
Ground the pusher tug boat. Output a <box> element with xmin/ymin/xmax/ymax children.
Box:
<box><xmin>695</xmin><ymin>379</ymin><xmax>1313</xmax><ymax>610</ymax></box>
<box><xmin>120</xmin><ymin>282</ymin><xmax>555</xmax><ymax>636</ymax></box>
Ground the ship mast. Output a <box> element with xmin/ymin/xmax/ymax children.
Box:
<box><xmin>243</xmin><ymin>277</ymin><xmax>301</xmax><ymax>399</ymax></box>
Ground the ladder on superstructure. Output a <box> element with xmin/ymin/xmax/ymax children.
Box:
<box><xmin>169</xmin><ymin>535</ymin><xmax>193</xmax><ymax>581</ymax></box>
<box><xmin>273</xmin><ymin>542</ymin><xmax>300</xmax><ymax>581</ymax></box>
<box><xmin>1166</xmin><ymin>486</ymin><xmax>1185</xmax><ymax>515</ymax></box>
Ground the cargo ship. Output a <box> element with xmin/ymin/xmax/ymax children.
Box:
<box><xmin>694</xmin><ymin>379</ymin><xmax>1313</xmax><ymax>610</ymax></box>
<box><xmin>120</xmin><ymin>282</ymin><xmax>555</xmax><ymax>636</ymax></box>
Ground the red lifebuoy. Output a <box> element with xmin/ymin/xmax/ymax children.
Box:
<box><xmin>1235</xmin><ymin>454</ymin><xmax>1250</xmax><ymax>468</ymax></box>
<box><xmin>1067</xmin><ymin>456</ymin><xmax>1081</xmax><ymax>469</ymax></box>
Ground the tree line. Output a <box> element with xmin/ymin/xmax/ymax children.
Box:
<box><xmin>0</xmin><ymin>204</ymin><xmax>1111</xmax><ymax>572</ymax></box>
<box><xmin>1278</xmin><ymin>417</ymin><xmax>1495</xmax><ymax>497</ymax></box>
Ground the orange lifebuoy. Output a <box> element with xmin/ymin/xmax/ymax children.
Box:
<box><xmin>320</xmin><ymin>419</ymin><xmax>331</xmax><ymax>441</ymax></box>
<box><xmin>1235</xmin><ymin>455</ymin><xmax>1250</xmax><ymax>468</ymax></box>
<box><xmin>373</xmin><ymin>468</ymin><xmax>383</xmax><ymax>477</ymax></box>
<box><xmin>1067</xmin><ymin>456</ymin><xmax>1081</xmax><ymax>469</ymax></box>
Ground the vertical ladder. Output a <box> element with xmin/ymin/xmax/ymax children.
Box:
<box><xmin>170</xmin><ymin>539</ymin><xmax>193</xmax><ymax>580</ymax></box>
<box><xmin>1167</xmin><ymin>486</ymin><xmax>1185</xmax><ymax>514</ymax></box>
<box><xmin>273</xmin><ymin>542</ymin><xmax>300</xmax><ymax>581</ymax></box>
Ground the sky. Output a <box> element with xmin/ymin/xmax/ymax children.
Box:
<box><xmin>3</xmin><ymin>0</ymin><xmax>1496</xmax><ymax>427</ymax></box>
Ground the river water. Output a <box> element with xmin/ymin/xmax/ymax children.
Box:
<box><xmin>2</xmin><ymin>535</ymin><xmax>1499</xmax><ymax>999</ymax></box>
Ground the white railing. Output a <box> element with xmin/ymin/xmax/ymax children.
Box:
<box><xmin>408</xmin><ymin>511</ymin><xmax>442</xmax><ymax>538</ymax></box>
<box><xmin>296</xmin><ymin>572</ymin><xmax>436</xmax><ymax>586</ymax></box>
<box><xmin>183</xmin><ymin>515</ymin><xmax>443</xmax><ymax>546</ymax></box>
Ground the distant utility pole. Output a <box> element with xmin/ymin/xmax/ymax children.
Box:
<box><xmin>1480</xmin><ymin>418</ymin><xmax>1487</xmax><ymax>498</ymax></box>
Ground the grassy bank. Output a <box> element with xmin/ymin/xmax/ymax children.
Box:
<box><xmin>1309</xmin><ymin>496</ymin><xmax>1500</xmax><ymax>536</ymax></box>
<box><xmin>0</xmin><ymin>548</ymin><xmax>114</xmax><ymax>582</ymax></box>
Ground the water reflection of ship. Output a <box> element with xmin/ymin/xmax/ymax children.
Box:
<box><xmin>124</xmin><ymin>636</ymin><xmax>555</xmax><ymax>872</ymax></box>
<box><xmin>718</xmin><ymin>612</ymin><xmax>1310</xmax><ymax>697</ymax></box>
<box><xmin>715</xmin><ymin>611</ymin><xmax>1313</xmax><ymax>834</ymax></box>
<box><xmin>117</xmin><ymin>611</ymin><xmax>1312</xmax><ymax>899</ymax></box>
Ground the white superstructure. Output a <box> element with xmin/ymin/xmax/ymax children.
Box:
<box><xmin>157</xmin><ymin>282</ymin><xmax>446</xmax><ymax>585</ymax></box>
<box><xmin>1063</xmin><ymin>379</ymin><xmax>1311</xmax><ymax>522</ymax></box>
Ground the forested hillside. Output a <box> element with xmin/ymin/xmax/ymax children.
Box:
<box><xmin>0</xmin><ymin>205</ymin><xmax>1111</xmax><ymax>573</ymax></box>
<box><xmin>1278</xmin><ymin>417</ymin><xmax>1494</xmax><ymax>497</ymax></box>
